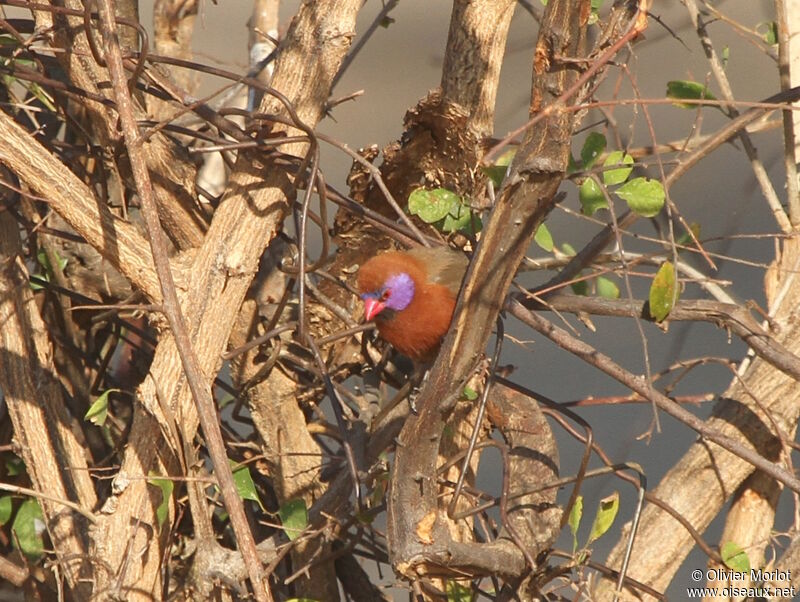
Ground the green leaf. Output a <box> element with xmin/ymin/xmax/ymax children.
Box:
<box><xmin>442</xmin><ymin>198</ymin><xmax>481</xmax><ymax>235</ymax></box>
<box><xmin>649</xmin><ymin>261</ymin><xmax>678</xmax><ymax>322</ymax></box>
<box><xmin>571</xmin><ymin>278</ymin><xmax>589</xmax><ymax>296</ymax></box>
<box><xmin>29</xmin><ymin>82</ymin><xmax>56</xmax><ymax>112</ymax></box>
<box><xmin>579</xmin><ymin>177</ymin><xmax>608</xmax><ymax>215</ymax></box>
<box><xmin>368</xmin><ymin>470</ymin><xmax>389</xmax><ymax>511</ymax></box>
<box><xmin>561</xmin><ymin>243</ymin><xmax>577</xmax><ymax>256</ymax></box>
<box><xmin>461</xmin><ymin>386</ymin><xmax>478</xmax><ymax>401</ymax></box>
<box><xmin>408</xmin><ymin>188</ymin><xmax>457</xmax><ymax>224</ymax></box>
<box><xmin>36</xmin><ymin>247</ymin><xmax>67</xmax><ymax>274</ymax></box>
<box><xmin>217</xmin><ymin>393</ymin><xmax>235</xmax><ymax>409</ymax></box>
<box><xmin>5</xmin><ymin>455</ymin><xmax>24</xmax><ymax>476</ymax></box>
<box><xmin>279</xmin><ymin>498</ymin><xmax>308</xmax><ymax>541</ymax></box>
<box><xmin>666</xmin><ymin>80</ymin><xmax>717</xmax><ymax>109</ymax></box>
<box><xmin>148</xmin><ymin>474</ymin><xmax>174</xmax><ymax>528</ymax></box>
<box><xmin>568</xmin><ymin>495</ymin><xmax>583</xmax><ymax>553</ymax></box>
<box><xmin>0</xmin><ymin>496</ymin><xmax>12</xmax><ymax>525</ymax></box>
<box><xmin>615</xmin><ymin>177</ymin><xmax>664</xmax><ymax>217</ymax></box>
<box><xmin>446</xmin><ymin>581</ymin><xmax>472</xmax><ymax>602</ymax></box>
<box><xmin>567</xmin><ymin>153</ymin><xmax>579</xmax><ymax>175</ymax></box>
<box><xmin>84</xmin><ymin>389</ymin><xmax>119</xmax><ymax>427</ymax></box>
<box><xmin>596</xmin><ymin>276</ymin><xmax>620</xmax><ymax>299</ymax></box>
<box><xmin>602</xmin><ymin>151</ymin><xmax>634</xmax><ymax>186</ymax></box>
<box><xmin>721</xmin><ymin>541</ymin><xmax>751</xmax><ymax>573</ymax></box>
<box><xmin>32</xmin><ymin>248</ymin><xmax>69</xmax><ymax>291</ymax></box>
<box><xmin>379</xmin><ymin>16</ymin><xmax>395</xmax><ymax>28</ymax></box>
<box><xmin>482</xmin><ymin>149</ymin><xmax>516</xmax><ymax>188</ymax></box>
<box><xmin>587</xmin><ymin>491</ymin><xmax>619</xmax><ymax>545</ymax></box>
<box><xmin>581</xmin><ymin>132</ymin><xmax>606</xmax><ymax>169</ymax></box>
<box><xmin>676</xmin><ymin>222</ymin><xmax>701</xmax><ymax>248</ymax></box>
<box><xmin>12</xmin><ymin>499</ymin><xmax>45</xmax><ymax>559</ymax></box>
<box><xmin>534</xmin><ymin>223</ymin><xmax>554</xmax><ymax>252</ymax></box>
<box><xmin>231</xmin><ymin>461</ymin><xmax>264</xmax><ymax>511</ymax></box>
<box><xmin>758</xmin><ymin>21</ymin><xmax>778</xmax><ymax>45</ymax></box>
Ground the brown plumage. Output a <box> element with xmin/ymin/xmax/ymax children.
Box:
<box><xmin>357</xmin><ymin>246</ymin><xmax>468</xmax><ymax>361</ymax></box>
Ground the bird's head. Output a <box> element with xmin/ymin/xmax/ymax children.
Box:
<box><xmin>360</xmin><ymin>271</ymin><xmax>415</xmax><ymax>321</ymax></box>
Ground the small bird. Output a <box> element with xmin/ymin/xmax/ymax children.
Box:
<box><xmin>357</xmin><ymin>246</ymin><xmax>468</xmax><ymax>361</ymax></box>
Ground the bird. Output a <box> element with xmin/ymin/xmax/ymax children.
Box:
<box><xmin>357</xmin><ymin>246</ymin><xmax>468</xmax><ymax>361</ymax></box>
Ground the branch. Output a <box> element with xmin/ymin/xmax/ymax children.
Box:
<box><xmin>0</xmin><ymin>212</ymin><xmax>97</xmax><ymax>596</ymax></box>
<box><xmin>389</xmin><ymin>0</ymin><xmax>591</xmax><ymax>580</ymax></box>
<box><xmin>529</xmin><ymin>293</ymin><xmax>800</xmax><ymax>382</ymax></box>
<box><xmin>94</xmin><ymin>1</ymin><xmax>269</xmax><ymax>598</ymax></box>
<box><xmin>90</xmin><ymin>1</ymin><xmax>364</xmax><ymax>598</ymax></box>
<box><xmin>0</xmin><ymin>110</ymin><xmax>162</xmax><ymax>302</ymax></box>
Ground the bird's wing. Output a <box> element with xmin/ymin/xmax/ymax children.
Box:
<box><xmin>406</xmin><ymin>246</ymin><xmax>469</xmax><ymax>294</ymax></box>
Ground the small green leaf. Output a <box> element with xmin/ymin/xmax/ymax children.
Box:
<box><xmin>571</xmin><ymin>278</ymin><xmax>589</xmax><ymax>296</ymax></box>
<box><xmin>446</xmin><ymin>581</ymin><xmax>472</xmax><ymax>602</ymax></box>
<box><xmin>29</xmin><ymin>82</ymin><xmax>56</xmax><ymax>112</ymax></box>
<box><xmin>602</xmin><ymin>151</ymin><xmax>634</xmax><ymax>186</ymax></box>
<box><xmin>461</xmin><ymin>386</ymin><xmax>478</xmax><ymax>401</ymax></box>
<box><xmin>379</xmin><ymin>16</ymin><xmax>395</xmax><ymax>28</ymax></box>
<box><xmin>0</xmin><ymin>496</ymin><xmax>12</xmax><ymax>525</ymax></box>
<box><xmin>721</xmin><ymin>46</ymin><xmax>730</xmax><ymax>68</ymax></box>
<box><xmin>587</xmin><ymin>491</ymin><xmax>619</xmax><ymax>545</ymax></box>
<box><xmin>615</xmin><ymin>177</ymin><xmax>664</xmax><ymax>217</ymax></box>
<box><xmin>579</xmin><ymin>177</ymin><xmax>608</xmax><ymax>215</ymax></box>
<box><xmin>408</xmin><ymin>188</ymin><xmax>457</xmax><ymax>224</ymax></box>
<box><xmin>721</xmin><ymin>541</ymin><xmax>751</xmax><ymax>573</ymax></box>
<box><xmin>12</xmin><ymin>499</ymin><xmax>45</xmax><ymax>559</ymax></box>
<box><xmin>534</xmin><ymin>223</ymin><xmax>554</xmax><ymax>252</ymax></box>
<box><xmin>561</xmin><ymin>243</ymin><xmax>577</xmax><ymax>256</ymax></box>
<box><xmin>217</xmin><ymin>393</ymin><xmax>235</xmax><ymax>409</ymax></box>
<box><xmin>279</xmin><ymin>498</ymin><xmax>308</xmax><ymax>541</ymax></box>
<box><xmin>5</xmin><ymin>455</ymin><xmax>24</xmax><ymax>476</ymax></box>
<box><xmin>442</xmin><ymin>198</ymin><xmax>482</xmax><ymax>235</ymax></box>
<box><xmin>568</xmin><ymin>495</ymin><xmax>583</xmax><ymax>553</ymax></box>
<box><xmin>666</xmin><ymin>80</ymin><xmax>717</xmax><ymax>109</ymax></box>
<box><xmin>482</xmin><ymin>149</ymin><xmax>516</xmax><ymax>188</ymax></box>
<box><xmin>581</xmin><ymin>132</ymin><xmax>607</xmax><ymax>169</ymax></box>
<box><xmin>36</xmin><ymin>247</ymin><xmax>68</xmax><ymax>273</ymax></box>
<box><xmin>649</xmin><ymin>261</ymin><xmax>678</xmax><ymax>322</ymax></box>
<box><xmin>676</xmin><ymin>222</ymin><xmax>701</xmax><ymax>248</ymax></box>
<box><xmin>368</xmin><ymin>470</ymin><xmax>389</xmax><ymax>511</ymax></box>
<box><xmin>567</xmin><ymin>153</ymin><xmax>579</xmax><ymax>175</ymax></box>
<box><xmin>231</xmin><ymin>460</ymin><xmax>264</xmax><ymax>511</ymax></box>
<box><xmin>85</xmin><ymin>389</ymin><xmax>119</xmax><ymax>427</ymax></box>
<box><xmin>758</xmin><ymin>21</ymin><xmax>778</xmax><ymax>45</ymax></box>
<box><xmin>148</xmin><ymin>473</ymin><xmax>174</xmax><ymax>528</ymax></box>
<box><xmin>596</xmin><ymin>276</ymin><xmax>620</xmax><ymax>299</ymax></box>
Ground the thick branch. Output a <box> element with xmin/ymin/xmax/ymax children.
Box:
<box><xmin>90</xmin><ymin>2</ymin><xmax>363</xmax><ymax>598</ymax></box>
<box><xmin>440</xmin><ymin>0</ymin><xmax>516</xmax><ymax>134</ymax></box>
<box><xmin>388</xmin><ymin>0</ymin><xmax>590</xmax><ymax>579</ymax></box>
<box><xmin>0</xmin><ymin>212</ymin><xmax>97</xmax><ymax>597</ymax></box>
<box><xmin>0</xmin><ymin>110</ymin><xmax>162</xmax><ymax>302</ymax></box>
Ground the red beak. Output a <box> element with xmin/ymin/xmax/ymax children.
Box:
<box><xmin>363</xmin><ymin>297</ymin><xmax>386</xmax><ymax>321</ymax></box>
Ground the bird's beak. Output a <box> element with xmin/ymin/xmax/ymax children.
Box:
<box><xmin>363</xmin><ymin>297</ymin><xmax>386</xmax><ymax>321</ymax></box>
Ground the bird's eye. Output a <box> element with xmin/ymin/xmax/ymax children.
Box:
<box><xmin>380</xmin><ymin>289</ymin><xmax>391</xmax><ymax>301</ymax></box>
